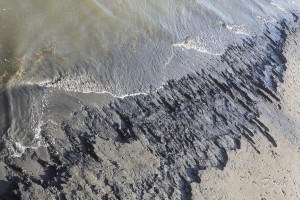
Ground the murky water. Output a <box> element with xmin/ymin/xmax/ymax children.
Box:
<box><xmin>0</xmin><ymin>0</ymin><xmax>299</xmax><ymax>156</ymax></box>
<box><xmin>0</xmin><ymin>0</ymin><xmax>297</xmax><ymax>94</ymax></box>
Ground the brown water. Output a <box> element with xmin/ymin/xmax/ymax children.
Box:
<box><xmin>0</xmin><ymin>0</ymin><xmax>297</xmax><ymax>95</ymax></box>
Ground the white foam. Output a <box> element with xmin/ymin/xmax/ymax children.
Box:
<box><xmin>256</xmin><ymin>15</ymin><xmax>268</xmax><ymax>22</ymax></box>
<box><xmin>30</xmin><ymin>71</ymin><xmax>155</xmax><ymax>99</ymax></box>
<box><xmin>271</xmin><ymin>2</ymin><xmax>287</xmax><ymax>12</ymax></box>
<box><xmin>224</xmin><ymin>24</ymin><xmax>250</xmax><ymax>36</ymax></box>
<box><xmin>4</xmin><ymin>82</ymin><xmax>50</xmax><ymax>158</ymax></box>
<box><xmin>173</xmin><ymin>37</ymin><xmax>222</xmax><ymax>56</ymax></box>
<box><xmin>25</xmin><ymin>71</ymin><xmax>172</xmax><ymax>101</ymax></box>
<box><xmin>12</xmin><ymin>142</ymin><xmax>27</xmax><ymax>157</ymax></box>
<box><xmin>11</xmin><ymin>141</ymin><xmax>45</xmax><ymax>158</ymax></box>
<box><xmin>105</xmin><ymin>90</ymin><xmax>148</xmax><ymax>99</ymax></box>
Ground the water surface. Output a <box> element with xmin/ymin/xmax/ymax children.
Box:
<box><xmin>0</xmin><ymin>0</ymin><xmax>296</xmax><ymax>94</ymax></box>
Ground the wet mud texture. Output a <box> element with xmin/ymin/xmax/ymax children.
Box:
<box><xmin>0</xmin><ymin>14</ymin><xmax>299</xmax><ymax>200</ymax></box>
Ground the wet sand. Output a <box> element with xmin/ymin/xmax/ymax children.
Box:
<box><xmin>198</xmin><ymin>28</ymin><xmax>300</xmax><ymax>200</ymax></box>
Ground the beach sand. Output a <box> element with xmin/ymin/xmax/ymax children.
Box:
<box><xmin>197</xmin><ymin>29</ymin><xmax>300</xmax><ymax>200</ymax></box>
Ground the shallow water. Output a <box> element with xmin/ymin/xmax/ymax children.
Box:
<box><xmin>0</xmin><ymin>0</ymin><xmax>297</xmax><ymax>94</ymax></box>
<box><xmin>0</xmin><ymin>0</ymin><xmax>299</xmax><ymax>156</ymax></box>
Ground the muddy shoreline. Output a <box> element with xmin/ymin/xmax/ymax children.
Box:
<box><xmin>0</xmin><ymin>12</ymin><xmax>299</xmax><ymax>200</ymax></box>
